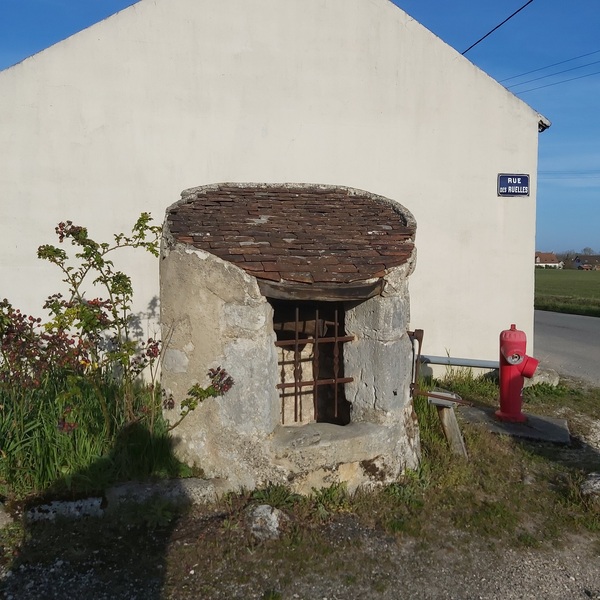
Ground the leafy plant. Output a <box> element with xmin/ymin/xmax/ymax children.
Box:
<box><xmin>165</xmin><ymin>367</ymin><xmax>234</xmax><ymax>431</ymax></box>
<box><xmin>252</xmin><ymin>484</ymin><xmax>302</xmax><ymax>509</ymax></box>
<box><xmin>36</xmin><ymin>214</ymin><xmax>162</xmax><ymax>426</ymax></box>
<box><xmin>0</xmin><ymin>214</ymin><xmax>231</xmax><ymax>501</ymax></box>
<box><xmin>119</xmin><ymin>495</ymin><xmax>181</xmax><ymax>530</ymax></box>
<box><xmin>310</xmin><ymin>483</ymin><xmax>350</xmax><ymax>520</ymax></box>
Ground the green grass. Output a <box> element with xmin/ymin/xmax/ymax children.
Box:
<box><xmin>410</xmin><ymin>373</ymin><xmax>600</xmax><ymax>543</ymax></box>
<box><xmin>535</xmin><ymin>269</ymin><xmax>600</xmax><ymax>317</ymax></box>
<box><xmin>0</xmin><ymin>378</ymin><xmax>193</xmax><ymax>503</ymax></box>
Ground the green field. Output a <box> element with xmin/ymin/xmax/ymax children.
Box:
<box><xmin>535</xmin><ymin>268</ymin><xmax>600</xmax><ymax>317</ymax></box>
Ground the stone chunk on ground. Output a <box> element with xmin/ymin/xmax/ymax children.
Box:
<box><xmin>246</xmin><ymin>504</ymin><xmax>290</xmax><ymax>541</ymax></box>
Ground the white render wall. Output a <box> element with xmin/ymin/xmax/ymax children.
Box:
<box><xmin>0</xmin><ymin>0</ymin><xmax>542</xmax><ymax>362</ymax></box>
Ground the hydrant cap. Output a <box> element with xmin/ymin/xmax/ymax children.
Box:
<box><xmin>521</xmin><ymin>355</ymin><xmax>539</xmax><ymax>379</ymax></box>
<box><xmin>505</xmin><ymin>352</ymin><xmax>523</xmax><ymax>365</ymax></box>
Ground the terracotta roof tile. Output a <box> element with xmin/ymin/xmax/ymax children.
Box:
<box><xmin>166</xmin><ymin>183</ymin><xmax>416</xmax><ymax>288</ymax></box>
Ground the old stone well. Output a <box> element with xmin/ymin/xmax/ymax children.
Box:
<box><xmin>160</xmin><ymin>183</ymin><xmax>420</xmax><ymax>494</ymax></box>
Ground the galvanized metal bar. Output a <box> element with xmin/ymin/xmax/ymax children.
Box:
<box><xmin>420</xmin><ymin>355</ymin><xmax>499</xmax><ymax>369</ymax></box>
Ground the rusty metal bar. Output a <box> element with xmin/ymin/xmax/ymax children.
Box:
<box><xmin>293</xmin><ymin>305</ymin><xmax>301</xmax><ymax>422</ymax></box>
<box><xmin>313</xmin><ymin>307</ymin><xmax>319</xmax><ymax>422</ymax></box>
<box><xmin>276</xmin><ymin>377</ymin><xmax>354</xmax><ymax>390</ymax></box>
<box><xmin>408</xmin><ymin>329</ymin><xmax>424</xmax><ymax>398</ymax></box>
<box><xmin>333</xmin><ymin>307</ymin><xmax>340</xmax><ymax>418</ymax></box>
<box><xmin>274</xmin><ymin>335</ymin><xmax>354</xmax><ymax>347</ymax></box>
<box><xmin>274</xmin><ymin>301</ymin><xmax>354</xmax><ymax>424</ymax></box>
<box><xmin>280</xmin><ymin>344</ymin><xmax>286</xmax><ymax>424</ymax></box>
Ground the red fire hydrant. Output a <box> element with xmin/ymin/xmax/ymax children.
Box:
<box><xmin>495</xmin><ymin>324</ymin><xmax>539</xmax><ymax>423</ymax></box>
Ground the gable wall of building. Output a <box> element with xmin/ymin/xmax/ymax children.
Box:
<box><xmin>0</xmin><ymin>0</ymin><xmax>542</xmax><ymax>361</ymax></box>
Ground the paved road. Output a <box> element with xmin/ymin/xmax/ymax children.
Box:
<box><xmin>534</xmin><ymin>310</ymin><xmax>600</xmax><ymax>386</ymax></box>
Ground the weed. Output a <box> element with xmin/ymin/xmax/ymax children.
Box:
<box><xmin>119</xmin><ymin>496</ymin><xmax>182</xmax><ymax>530</ymax></box>
<box><xmin>252</xmin><ymin>483</ymin><xmax>303</xmax><ymax>509</ymax></box>
<box><xmin>436</xmin><ymin>367</ymin><xmax>499</xmax><ymax>405</ymax></box>
<box><xmin>221</xmin><ymin>517</ymin><xmax>240</xmax><ymax>532</ymax></box>
<box><xmin>413</xmin><ymin>390</ymin><xmax>444</xmax><ymax>446</ymax></box>
<box><xmin>523</xmin><ymin>383</ymin><xmax>600</xmax><ymax>420</ymax></box>
<box><xmin>0</xmin><ymin>522</ymin><xmax>24</xmax><ymax>563</ymax></box>
<box><xmin>311</xmin><ymin>483</ymin><xmax>350</xmax><ymax>519</ymax></box>
<box><xmin>385</xmin><ymin>516</ymin><xmax>409</xmax><ymax>534</ymax></box>
<box><xmin>141</xmin><ymin>499</ymin><xmax>179</xmax><ymax>530</ymax></box>
<box><xmin>454</xmin><ymin>499</ymin><xmax>518</xmax><ymax>536</ymax></box>
<box><xmin>383</xmin><ymin>473</ymin><xmax>427</xmax><ymax>509</ymax></box>
<box><xmin>514</xmin><ymin>531</ymin><xmax>541</xmax><ymax>548</ymax></box>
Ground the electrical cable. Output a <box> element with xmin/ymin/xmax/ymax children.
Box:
<box><xmin>499</xmin><ymin>49</ymin><xmax>600</xmax><ymax>83</ymax></box>
<box><xmin>507</xmin><ymin>58</ymin><xmax>600</xmax><ymax>88</ymax></box>
<box><xmin>539</xmin><ymin>170</ymin><xmax>600</xmax><ymax>174</ymax></box>
<box><xmin>515</xmin><ymin>68</ymin><xmax>600</xmax><ymax>93</ymax></box>
<box><xmin>462</xmin><ymin>0</ymin><xmax>534</xmax><ymax>56</ymax></box>
<box><xmin>539</xmin><ymin>173</ymin><xmax>600</xmax><ymax>179</ymax></box>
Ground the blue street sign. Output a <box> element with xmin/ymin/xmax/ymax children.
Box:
<box><xmin>497</xmin><ymin>174</ymin><xmax>530</xmax><ymax>197</ymax></box>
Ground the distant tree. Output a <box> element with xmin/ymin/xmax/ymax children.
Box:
<box><xmin>582</xmin><ymin>247</ymin><xmax>595</xmax><ymax>255</ymax></box>
<box><xmin>557</xmin><ymin>250</ymin><xmax>577</xmax><ymax>269</ymax></box>
<box><xmin>557</xmin><ymin>249</ymin><xmax>576</xmax><ymax>260</ymax></box>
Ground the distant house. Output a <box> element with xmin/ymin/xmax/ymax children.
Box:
<box><xmin>574</xmin><ymin>256</ymin><xmax>600</xmax><ymax>270</ymax></box>
<box><xmin>535</xmin><ymin>252</ymin><xmax>563</xmax><ymax>269</ymax></box>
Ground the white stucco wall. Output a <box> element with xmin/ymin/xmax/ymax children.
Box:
<box><xmin>0</xmin><ymin>0</ymin><xmax>543</xmax><ymax>362</ymax></box>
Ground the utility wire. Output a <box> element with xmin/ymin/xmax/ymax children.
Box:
<box><xmin>507</xmin><ymin>58</ymin><xmax>600</xmax><ymax>88</ymax></box>
<box><xmin>539</xmin><ymin>170</ymin><xmax>600</xmax><ymax>176</ymax></box>
<box><xmin>539</xmin><ymin>170</ymin><xmax>600</xmax><ymax>174</ymax></box>
<box><xmin>539</xmin><ymin>173</ymin><xmax>600</xmax><ymax>179</ymax></box>
<box><xmin>500</xmin><ymin>49</ymin><xmax>600</xmax><ymax>83</ymax></box>
<box><xmin>462</xmin><ymin>0</ymin><xmax>534</xmax><ymax>56</ymax></box>
<box><xmin>516</xmin><ymin>68</ymin><xmax>600</xmax><ymax>93</ymax></box>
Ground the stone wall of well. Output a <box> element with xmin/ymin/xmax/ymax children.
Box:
<box><xmin>161</xmin><ymin>237</ymin><xmax>419</xmax><ymax>491</ymax></box>
<box><xmin>160</xmin><ymin>240</ymin><xmax>281</xmax><ymax>486</ymax></box>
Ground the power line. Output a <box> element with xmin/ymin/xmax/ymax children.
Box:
<box><xmin>539</xmin><ymin>170</ymin><xmax>600</xmax><ymax>174</ymax></box>
<box><xmin>507</xmin><ymin>58</ymin><xmax>600</xmax><ymax>88</ymax></box>
<box><xmin>462</xmin><ymin>0</ymin><xmax>534</xmax><ymax>56</ymax></box>
<box><xmin>539</xmin><ymin>170</ymin><xmax>600</xmax><ymax>178</ymax></box>
<box><xmin>539</xmin><ymin>169</ymin><xmax>600</xmax><ymax>179</ymax></box>
<box><xmin>515</xmin><ymin>68</ymin><xmax>600</xmax><ymax>93</ymax></box>
<box><xmin>539</xmin><ymin>174</ymin><xmax>600</xmax><ymax>179</ymax></box>
<box><xmin>499</xmin><ymin>49</ymin><xmax>600</xmax><ymax>83</ymax></box>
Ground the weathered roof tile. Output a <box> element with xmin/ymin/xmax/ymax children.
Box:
<box><xmin>166</xmin><ymin>183</ymin><xmax>416</xmax><ymax>289</ymax></box>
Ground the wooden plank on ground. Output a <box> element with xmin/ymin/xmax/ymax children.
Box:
<box><xmin>435</xmin><ymin>405</ymin><xmax>469</xmax><ymax>459</ymax></box>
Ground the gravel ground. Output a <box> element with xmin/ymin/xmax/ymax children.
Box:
<box><xmin>1</xmin><ymin>513</ymin><xmax>599</xmax><ymax>600</ymax></box>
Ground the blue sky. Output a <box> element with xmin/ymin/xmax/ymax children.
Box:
<box><xmin>1</xmin><ymin>0</ymin><xmax>598</xmax><ymax>254</ymax></box>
